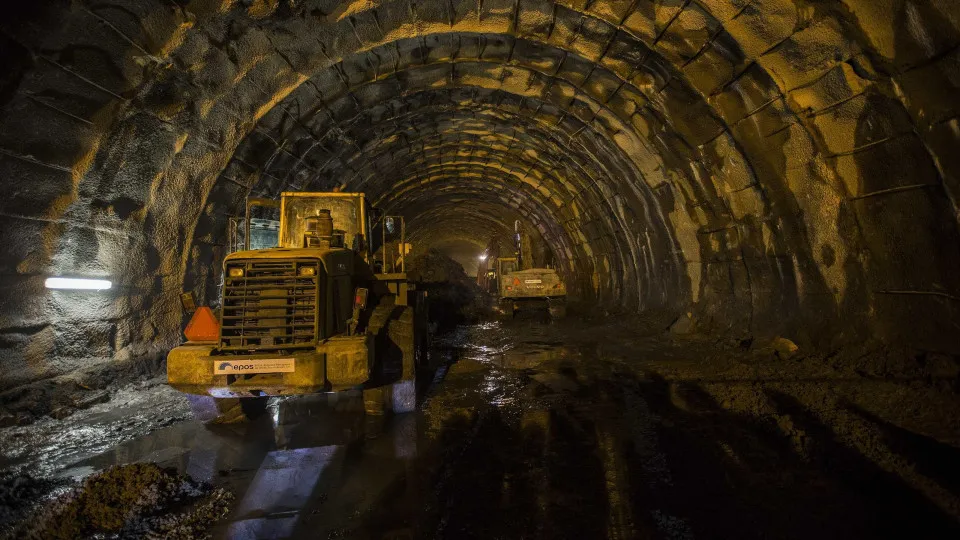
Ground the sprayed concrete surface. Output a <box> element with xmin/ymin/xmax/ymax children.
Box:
<box><xmin>4</xmin><ymin>1</ymin><xmax>960</xmax><ymax>399</ymax></box>
<box><xmin>2</xmin><ymin>314</ymin><xmax>960</xmax><ymax>538</ymax></box>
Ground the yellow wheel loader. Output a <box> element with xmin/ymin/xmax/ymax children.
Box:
<box><xmin>168</xmin><ymin>192</ymin><xmax>428</xmax><ymax>421</ymax></box>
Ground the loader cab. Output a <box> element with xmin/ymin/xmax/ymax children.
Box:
<box><xmin>278</xmin><ymin>192</ymin><xmax>371</xmax><ymax>259</ymax></box>
<box><xmin>227</xmin><ymin>217</ymin><xmax>279</xmax><ymax>254</ymax></box>
<box><xmin>237</xmin><ymin>193</ymin><xmax>373</xmax><ymax>257</ymax></box>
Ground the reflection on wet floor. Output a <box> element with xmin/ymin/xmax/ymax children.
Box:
<box><xmin>229</xmin><ymin>446</ymin><xmax>338</xmax><ymax>537</ymax></box>
<box><xmin>62</xmin><ymin>320</ymin><xmax>602</xmax><ymax>539</ymax></box>
<box><xmin>76</xmin><ymin>391</ymin><xmax>421</xmax><ymax>539</ymax></box>
<box><xmin>39</xmin><ymin>318</ymin><xmax>960</xmax><ymax>539</ymax></box>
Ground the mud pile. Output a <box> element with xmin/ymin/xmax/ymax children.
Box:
<box><xmin>408</xmin><ymin>248</ymin><xmax>470</xmax><ymax>284</ymax></box>
<box><xmin>4</xmin><ymin>463</ymin><xmax>232</xmax><ymax>539</ymax></box>
<box><xmin>408</xmin><ymin>249</ymin><xmax>492</xmax><ymax>330</ymax></box>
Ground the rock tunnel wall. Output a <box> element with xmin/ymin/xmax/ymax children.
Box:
<box><xmin>0</xmin><ymin>0</ymin><xmax>958</xmax><ymax>392</ymax></box>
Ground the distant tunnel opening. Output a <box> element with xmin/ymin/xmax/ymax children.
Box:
<box><xmin>1</xmin><ymin>1</ymin><xmax>959</xmax><ymax>399</ymax></box>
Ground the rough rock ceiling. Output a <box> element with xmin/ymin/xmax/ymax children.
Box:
<box><xmin>0</xmin><ymin>0</ymin><xmax>958</xmax><ymax>390</ymax></box>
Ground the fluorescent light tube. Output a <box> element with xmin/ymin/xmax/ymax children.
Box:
<box><xmin>45</xmin><ymin>277</ymin><xmax>112</xmax><ymax>290</ymax></box>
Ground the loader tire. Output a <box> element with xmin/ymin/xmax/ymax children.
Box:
<box><xmin>388</xmin><ymin>307</ymin><xmax>416</xmax><ymax>381</ymax></box>
<box><xmin>368</xmin><ymin>303</ymin><xmax>417</xmax><ymax>381</ymax></box>
<box><xmin>365</xmin><ymin>303</ymin><xmax>417</xmax><ymax>414</ymax></box>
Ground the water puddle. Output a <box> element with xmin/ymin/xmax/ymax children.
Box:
<box><xmin>495</xmin><ymin>341</ymin><xmax>572</xmax><ymax>370</ymax></box>
<box><xmin>3</xmin><ymin>320</ymin><xmax>673</xmax><ymax>539</ymax></box>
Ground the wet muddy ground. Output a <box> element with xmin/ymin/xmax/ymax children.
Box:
<box><xmin>2</xmin><ymin>314</ymin><xmax>960</xmax><ymax>538</ymax></box>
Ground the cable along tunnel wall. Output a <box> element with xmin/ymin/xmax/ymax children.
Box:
<box><xmin>0</xmin><ymin>0</ymin><xmax>958</xmax><ymax>392</ymax></box>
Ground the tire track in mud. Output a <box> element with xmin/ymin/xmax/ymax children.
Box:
<box><xmin>419</xmin><ymin>329</ymin><xmax>696</xmax><ymax>539</ymax></box>
<box><xmin>421</xmin><ymin>320</ymin><xmax>960</xmax><ymax>539</ymax></box>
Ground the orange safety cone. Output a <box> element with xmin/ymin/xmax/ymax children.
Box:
<box><xmin>184</xmin><ymin>306</ymin><xmax>220</xmax><ymax>342</ymax></box>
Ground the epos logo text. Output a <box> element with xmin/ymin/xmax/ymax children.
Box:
<box><xmin>218</xmin><ymin>362</ymin><xmax>255</xmax><ymax>371</ymax></box>
<box><xmin>214</xmin><ymin>359</ymin><xmax>295</xmax><ymax>375</ymax></box>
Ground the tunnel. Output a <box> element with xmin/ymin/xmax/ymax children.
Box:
<box><xmin>1</xmin><ymin>1</ymin><xmax>959</xmax><ymax>538</ymax></box>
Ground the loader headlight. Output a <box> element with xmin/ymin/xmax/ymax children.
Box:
<box><xmin>299</xmin><ymin>266</ymin><xmax>316</xmax><ymax>276</ymax></box>
<box><xmin>228</xmin><ymin>267</ymin><xmax>244</xmax><ymax>278</ymax></box>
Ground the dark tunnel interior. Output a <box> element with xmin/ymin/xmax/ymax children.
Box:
<box><xmin>2</xmin><ymin>0</ymin><xmax>960</xmax><ymax>386</ymax></box>
<box><xmin>1</xmin><ymin>0</ymin><xmax>959</xmax><ymax>537</ymax></box>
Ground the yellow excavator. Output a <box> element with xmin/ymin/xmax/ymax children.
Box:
<box><xmin>495</xmin><ymin>257</ymin><xmax>567</xmax><ymax>318</ymax></box>
<box><xmin>494</xmin><ymin>220</ymin><xmax>567</xmax><ymax>318</ymax></box>
<box><xmin>168</xmin><ymin>192</ymin><xmax>427</xmax><ymax>420</ymax></box>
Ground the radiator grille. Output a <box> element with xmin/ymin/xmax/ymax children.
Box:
<box><xmin>220</xmin><ymin>259</ymin><xmax>320</xmax><ymax>352</ymax></box>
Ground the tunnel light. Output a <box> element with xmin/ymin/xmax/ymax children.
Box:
<box><xmin>478</xmin><ymin>254</ymin><xmax>487</xmax><ymax>261</ymax></box>
<box><xmin>45</xmin><ymin>277</ymin><xmax>112</xmax><ymax>290</ymax></box>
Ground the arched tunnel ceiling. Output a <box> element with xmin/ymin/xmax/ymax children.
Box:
<box><xmin>1</xmin><ymin>0</ymin><xmax>959</xmax><ymax>391</ymax></box>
